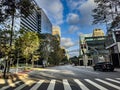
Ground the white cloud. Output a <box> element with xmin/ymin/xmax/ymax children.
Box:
<box><xmin>61</xmin><ymin>37</ymin><xmax>75</xmax><ymax>48</ymax></box>
<box><xmin>66</xmin><ymin>13</ymin><xmax>80</xmax><ymax>25</ymax></box>
<box><xmin>69</xmin><ymin>52</ymin><xmax>79</xmax><ymax>57</ymax></box>
<box><xmin>66</xmin><ymin>0</ymin><xmax>96</xmax><ymax>26</ymax></box>
<box><xmin>66</xmin><ymin>0</ymin><xmax>85</xmax><ymax>11</ymax></box>
<box><xmin>79</xmin><ymin>0</ymin><xmax>96</xmax><ymax>26</ymax></box>
<box><xmin>35</xmin><ymin>0</ymin><xmax>64</xmax><ymax>25</ymax></box>
<box><xmin>68</xmin><ymin>25</ymin><xmax>79</xmax><ymax>33</ymax></box>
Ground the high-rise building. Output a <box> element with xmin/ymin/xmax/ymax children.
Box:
<box><xmin>52</xmin><ymin>26</ymin><xmax>61</xmax><ymax>41</ymax></box>
<box><xmin>92</xmin><ymin>29</ymin><xmax>104</xmax><ymax>37</ymax></box>
<box><xmin>20</xmin><ymin>0</ymin><xmax>52</xmax><ymax>34</ymax></box>
<box><xmin>20</xmin><ymin>0</ymin><xmax>52</xmax><ymax>67</ymax></box>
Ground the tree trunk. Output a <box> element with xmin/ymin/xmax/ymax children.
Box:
<box><xmin>32</xmin><ymin>60</ymin><xmax>34</xmax><ymax>68</ymax></box>
<box><xmin>26</xmin><ymin>59</ymin><xmax>28</xmax><ymax>67</ymax></box>
<box><xmin>10</xmin><ymin>15</ymin><xmax>14</xmax><ymax>47</ymax></box>
<box><xmin>3</xmin><ymin>60</ymin><xmax>8</xmax><ymax>79</ymax></box>
<box><xmin>7</xmin><ymin>14</ymin><xmax>15</xmax><ymax>74</ymax></box>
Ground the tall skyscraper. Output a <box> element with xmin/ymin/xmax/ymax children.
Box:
<box><xmin>20</xmin><ymin>0</ymin><xmax>52</xmax><ymax>34</ymax></box>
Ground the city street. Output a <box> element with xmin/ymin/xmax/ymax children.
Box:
<box><xmin>1</xmin><ymin>0</ymin><xmax>120</xmax><ymax>90</ymax></box>
<box><xmin>0</xmin><ymin>65</ymin><xmax>120</xmax><ymax>90</ymax></box>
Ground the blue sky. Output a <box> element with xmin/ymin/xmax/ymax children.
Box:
<box><xmin>35</xmin><ymin>0</ymin><xmax>107</xmax><ymax>57</ymax></box>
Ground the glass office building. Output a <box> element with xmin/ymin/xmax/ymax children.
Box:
<box><xmin>20</xmin><ymin>0</ymin><xmax>52</xmax><ymax>34</ymax></box>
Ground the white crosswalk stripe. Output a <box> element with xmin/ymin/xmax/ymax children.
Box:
<box><xmin>14</xmin><ymin>80</ymin><xmax>34</xmax><ymax>90</ymax></box>
<box><xmin>63</xmin><ymin>79</ymin><xmax>72</xmax><ymax>90</ymax></box>
<box><xmin>95</xmin><ymin>78</ymin><xmax>120</xmax><ymax>90</ymax></box>
<box><xmin>0</xmin><ymin>81</ymin><xmax>21</xmax><ymax>90</ymax></box>
<box><xmin>47</xmin><ymin>79</ymin><xmax>56</xmax><ymax>90</ymax></box>
<box><xmin>0</xmin><ymin>78</ymin><xmax>120</xmax><ymax>90</ymax></box>
<box><xmin>74</xmin><ymin>79</ymin><xmax>89</xmax><ymax>90</ymax></box>
<box><xmin>106</xmin><ymin>78</ymin><xmax>120</xmax><ymax>84</ymax></box>
<box><xmin>30</xmin><ymin>80</ymin><xmax>44</xmax><ymax>90</ymax></box>
<box><xmin>85</xmin><ymin>79</ymin><xmax>108</xmax><ymax>90</ymax></box>
<box><xmin>116</xmin><ymin>78</ymin><xmax>120</xmax><ymax>80</ymax></box>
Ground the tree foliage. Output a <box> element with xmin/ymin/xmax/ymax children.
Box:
<box><xmin>15</xmin><ymin>31</ymin><xmax>40</xmax><ymax>65</ymax></box>
<box><xmin>48</xmin><ymin>36</ymin><xmax>66</xmax><ymax>65</ymax></box>
<box><xmin>0</xmin><ymin>0</ymin><xmax>35</xmax><ymax>77</ymax></box>
<box><xmin>0</xmin><ymin>28</ymin><xmax>14</xmax><ymax>78</ymax></box>
<box><xmin>92</xmin><ymin>0</ymin><xmax>120</xmax><ymax>29</ymax></box>
<box><xmin>0</xmin><ymin>0</ymin><xmax>34</xmax><ymax>22</ymax></box>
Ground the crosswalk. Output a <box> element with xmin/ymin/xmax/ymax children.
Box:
<box><xmin>0</xmin><ymin>78</ymin><xmax>120</xmax><ymax>90</ymax></box>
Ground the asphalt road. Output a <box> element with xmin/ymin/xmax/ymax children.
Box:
<box><xmin>0</xmin><ymin>65</ymin><xmax>120</xmax><ymax>90</ymax></box>
<box><xmin>29</xmin><ymin>65</ymin><xmax>120</xmax><ymax>79</ymax></box>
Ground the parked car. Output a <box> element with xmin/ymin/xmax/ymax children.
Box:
<box><xmin>93</xmin><ymin>62</ymin><xmax>114</xmax><ymax>71</ymax></box>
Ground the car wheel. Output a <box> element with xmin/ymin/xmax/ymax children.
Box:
<box><xmin>102</xmin><ymin>69</ymin><xmax>105</xmax><ymax>72</ymax></box>
<box><xmin>110</xmin><ymin>69</ymin><xmax>114</xmax><ymax>72</ymax></box>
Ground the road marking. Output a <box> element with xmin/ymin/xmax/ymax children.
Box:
<box><xmin>106</xmin><ymin>78</ymin><xmax>120</xmax><ymax>84</ymax></box>
<box><xmin>47</xmin><ymin>79</ymin><xmax>56</xmax><ymax>90</ymax></box>
<box><xmin>74</xmin><ymin>79</ymin><xmax>89</xmax><ymax>90</ymax></box>
<box><xmin>63</xmin><ymin>79</ymin><xmax>72</xmax><ymax>90</ymax></box>
<box><xmin>30</xmin><ymin>80</ymin><xmax>44</xmax><ymax>90</ymax></box>
<box><xmin>95</xmin><ymin>78</ymin><xmax>120</xmax><ymax>90</ymax></box>
<box><xmin>0</xmin><ymin>81</ymin><xmax>21</xmax><ymax>90</ymax></box>
<box><xmin>14</xmin><ymin>80</ymin><xmax>33</xmax><ymax>90</ymax></box>
<box><xmin>116</xmin><ymin>78</ymin><xmax>120</xmax><ymax>80</ymax></box>
<box><xmin>85</xmin><ymin>79</ymin><xmax>108</xmax><ymax>90</ymax></box>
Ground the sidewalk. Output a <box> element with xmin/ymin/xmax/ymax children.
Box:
<box><xmin>0</xmin><ymin>67</ymin><xmax>33</xmax><ymax>79</ymax></box>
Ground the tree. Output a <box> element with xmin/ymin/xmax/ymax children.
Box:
<box><xmin>15</xmin><ymin>31</ymin><xmax>40</xmax><ymax>67</ymax></box>
<box><xmin>48</xmin><ymin>36</ymin><xmax>65</xmax><ymax>65</ymax></box>
<box><xmin>1</xmin><ymin>0</ymin><xmax>35</xmax><ymax>78</ymax></box>
<box><xmin>69</xmin><ymin>56</ymin><xmax>79</xmax><ymax>66</ymax></box>
<box><xmin>92</xmin><ymin>0</ymin><xmax>120</xmax><ymax>29</ymax></box>
<box><xmin>0</xmin><ymin>28</ymin><xmax>12</xmax><ymax>78</ymax></box>
<box><xmin>111</xmin><ymin>15</ymin><xmax>120</xmax><ymax>29</ymax></box>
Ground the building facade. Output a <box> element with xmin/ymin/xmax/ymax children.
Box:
<box><xmin>20</xmin><ymin>0</ymin><xmax>52</xmax><ymax>34</ymax></box>
<box><xmin>85</xmin><ymin>36</ymin><xmax>109</xmax><ymax>64</ymax></box>
<box><xmin>79</xmin><ymin>29</ymin><xmax>109</xmax><ymax>66</ymax></box>
<box><xmin>106</xmin><ymin>29</ymin><xmax>120</xmax><ymax>67</ymax></box>
<box><xmin>52</xmin><ymin>26</ymin><xmax>61</xmax><ymax>42</ymax></box>
<box><xmin>79</xmin><ymin>33</ymin><xmax>92</xmax><ymax>66</ymax></box>
<box><xmin>79</xmin><ymin>33</ymin><xmax>92</xmax><ymax>56</ymax></box>
<box><xmin>92</xmin><ymin>29</ymin><xmax>104</xmax><ymax>37</ymax></box>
